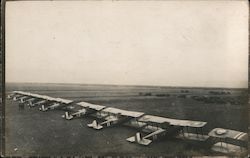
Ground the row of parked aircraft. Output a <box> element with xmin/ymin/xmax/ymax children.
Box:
<box><xmin>7</xmin><ymin>91</ymin><xmax>248</xmax><ymax>155</ymax></box>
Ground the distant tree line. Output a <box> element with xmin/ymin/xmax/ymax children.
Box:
<box><xmin>191</xmin><ymin>95</ymin><xmax>246</xmax><ymax>105</ymax></box>
<box><xmin>138</xmin><ymin>90</ymin><xmax>246</xmax><ymax>105</ymax></box>
<box><xmin>209</xmin><ymin>91</ymin><xmax>231</xmax><ymax>95</ymax></box>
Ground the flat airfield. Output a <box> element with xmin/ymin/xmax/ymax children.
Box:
<box><xmin>4</xmin><ymin>83</ymin><xmax>248</xmax><ymax>156</ymax></box>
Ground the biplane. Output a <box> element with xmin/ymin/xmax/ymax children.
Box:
<box><xmin>208</xmin><ymin>128</ymin><xmax>248</xmax><ymax>154</ymax></box>
<box><xmin>126</xmin><ymin>115</ymin><xmax>208</xmax><ymax>145</ymax></box>
<box><xmin>62</xmin><ymin>102</ymin><xmax>106</xmax><ymax>120</ymax></box>
<box><xmin>87</xmin><ymin>107</ymin><xmax>144</xmax><ymax>130</ymax></box>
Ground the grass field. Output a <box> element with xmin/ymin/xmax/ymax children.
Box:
<box><xmin>4</xmin><ymin>83</ymin><xmax>248</xmax><ymax>156</ymax></box>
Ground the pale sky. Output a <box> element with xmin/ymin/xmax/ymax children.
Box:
<box><xmin>6</xmin><ymin>1</ymin><xmax>249</xmax><ymax>88</ymax></box>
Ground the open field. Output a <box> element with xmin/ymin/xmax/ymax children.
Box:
<box><xmin>4</xmin><ymin>83</ymin><xmax>248</xmax><ymax>156</ymax></box>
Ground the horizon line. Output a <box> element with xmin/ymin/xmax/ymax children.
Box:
<box><xmin>5</xmin><ymin>81</ymin><xmax>248</xmax><ymax>90</ymax></box>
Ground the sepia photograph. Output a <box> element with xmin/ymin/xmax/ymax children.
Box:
<box><xmin>3</xmin><ymin>0</ymin><xmax>249</xmax><ymax>157</ymax></box>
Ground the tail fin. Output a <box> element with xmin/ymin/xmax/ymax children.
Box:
<box><xmin>42</xmin><ymin>105</ymin><xmax>45</xmax><ymax>111</ymax></box>
<box><xmin>92</xmin><ymin>120</ymin><xmax>98</xmax><ymax>127</ymax></box>
<box><xmin>65</xmin><ymin>112</ymin><xmax>69</xmax><ymax>118</ymax></box>
<box><xmin>28</xmin><ymin>101</ymin><xmax>32</xmax><ymax>107</ymax></box>
<box><xmin>135</xmin><ymin>132</ymin><xmax>142</xmax><ymax>143</ymax></box>
<box><xmin>127</xmin><ymin>132</ymin><xmax>152</xmax><ymax>145</ymax></box>
<box><xmin>87</xmin><ymin>120</ymin><xmax>103</xmax><ymax>129</ymax></box>
<box><xmin>87</xmin><ymin>120</ymin><xmax>98</xmax><ymax>127</ymax></box>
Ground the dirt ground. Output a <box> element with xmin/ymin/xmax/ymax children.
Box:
<box><xmin>4</xmin><ymin>83</ymin><xmax>248</xmax><ymax>156</ymax></box>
